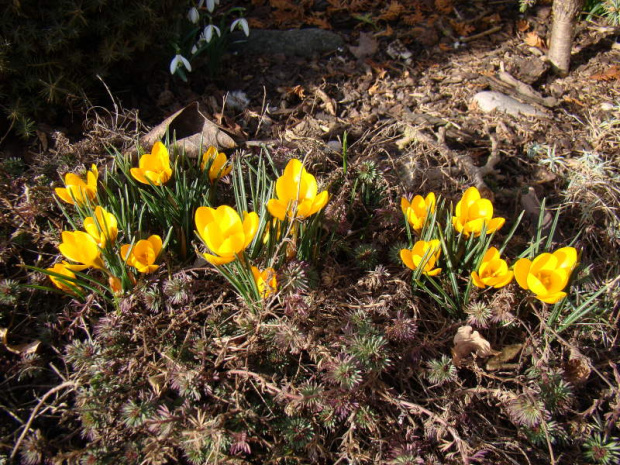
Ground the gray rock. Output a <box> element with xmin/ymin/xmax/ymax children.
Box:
<box><xmin>230</xmin><ymin>29</ymin><xmax>345</xmax><ymax>57</ymax></box>
<box><xmin>471</xmin><ymin>91</ymin><xmax>547</xmax><ymax>118</ymax></box>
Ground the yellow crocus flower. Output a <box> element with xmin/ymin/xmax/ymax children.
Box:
<box><xmin>130</xmin><ymin>142</ymin><xmax>173</xmax><ymax>186</ymax></box>
<box><xmin>514</xmin><ymin>247</ymin><xmax>578</xmax><ymax>304</ymax></box>
<box><xmin>452</xmin><ymin>187</ymin><xmax>505</xmax><ymax>237</ymax></box>
<box><xmin>401</xmin><ymin>192</ymin><xmax>436</xmax><ymax>232</ymax></box>
<box><xmin>55</xmin><ymin>165</ymin><xmax>98</xmax><ymax>206</ymax></box>
<box><xmin>471</xmin><ymin>247</ymin><xmax>513</xmax><ymax>289</ymax></box>
<box><xmin>46</xmin><ymin>261</ymin><xmax>87</xmax><ymax>292</ymax></box>
<box><xmin>195</xmin><ymin>205</ymin><xmax>259</xmax><ymax>265</ymax></box>
<box><xmin>120</xmin><ymin>235</ymin><xmax>163</xmax><ymax>274</ymax></box>
<box><xmin>84</xmin><ymin>206</ymin><xmax>118</xmax><ymax>247</ymax></box>
<box><xmin>251</xmin><ymin>266</ymin><xmax>278</xmax><ymax>298</ymax></box>
<box><xmin>58</xmin><ymin>231</ymin><xmax>105</xmax><ymax>269</ymax></box>
<box><xmin>267</xmin><ymin>159</ymin><xmax>329</xmax><ymax>221</ymax></box>
<box><xmin>400</xmin><ymin>239</ymin><xmax>442</xmax><ymax>276</ymax></box>
<box><xmin>201</xmin><ymin>146</ymin><xmax>232</xmax><ymax>182</ymax></box>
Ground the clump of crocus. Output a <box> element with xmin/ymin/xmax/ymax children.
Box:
<box><xmin>514</xmin><ymin>247</ymin><xmax>578</xmax><ymax>304</ymax></box>
<box><xmin>400</xmin><ymin>239</ymin><xmax>442</xmax><ymax>276</ymax></box>
<box><xmin>58</xmin><ymin>231</ymin><xmax>105</xmax><ymax>269</ymax></box>
<box><xmin>121</xmin><ymin>235</ymin><xmax>163</xmax><ymax>274</ymax></box>
<box><xmin>267</xmin><ymin>159</ymin><xmax>329</xmax><ymax>221</ymax></box>
<box><xmin>84</xmin><ymin>206</ymin><xmax>118</xmax><ymax>247</ymax></box>
<box><xmin>471</xmin><ymin>247</ymin><xmax>514</xmax><ymax>289</ymax></box>
<box><xmin>46</xmin><ymin>262</ymin><xmax>86</xmax><ymax>292</ymax></box>
<box><xmin>452</xmin><ymin>187</ymin><xmax>505</xmax><ymax>237</ymax></box>
<box><xmin>55</xmin><ymin>165</ymin><xmax>98</xmax><ymax>206</ymax></box>
<box><xmin>195</xmin><ymin>205</ymin><xmax>259</xmax><ymax>265</ymax></box>
<box><xmin>401</xmin><ymin>193</ymin><xmax>436</xmax><ymax>232</ymax></box>
<box><xmin>201</xmin><ymin>146</ymin><xmax>232</xmax><ymax>182</ymax></box>
<box><xmin>130</xmin><ymin>141</ymin><xmax>173</xmax><ymax>186</ymax></box>
<box><xmin>252</xmin><ymin>266</ymin><xmax>278</xmax><ymax>298</ymax></box>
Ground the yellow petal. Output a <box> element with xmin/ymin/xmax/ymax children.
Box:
<box><xmin>490</xmin><ymin>270</ymin><xmax>513</xmax><ymax>288</ymax></box>
<box><xmin>426</xmin><ymin>268</ymin><xmax>442</xmax><ymax>277</ymax></box>
<box><xmin>486</xmin><ymin>217</ymin><xmax>505</xmax><ymax>234</ymax></box>
<box><xmin>513</xmin><ymin>258</ymin><xmax>532</xmax><ymax>290</ymax></box>
<box><xmin>553</xmin><ymin>247</ymin><xmax>578</xmax><ymax>270</ymax></box>
<box><xmin>203</xmin><ymin>252</ymin><xmax>235</xmax><ymax>266</ymax></box>
<box><xmin>242</xmin><ymin>212</ymin><xmax>259</xmax><ymax>248</ymax></box>
<box><xmin>130</xmin><ymin>167</ymin><xmax>149</xmax><ymax>185</ymax></box>
<box><xmin>55</xmin><ymin>187</ymin><xmax>75</xmax><ymax>205</ymax></box>
<box><xmin>400</xmin><ymin>249</ymin><xmax>415</xmax><ymax>270</ymax></box>
<box><xmin>471</xmin><ymin>271</ymin><xmax>486</xmax><ymax>288</ymax></box>
<box><xmin>195</xmin><ymin>206</ymin><xmax>216</xmax><ymax>240</ymax></box>
<box><xmin>537</xmin><ymin>291</ymin><xmax>567</xmax><ymax>304</ymax></box>
<box><xmin>267</xmin><ymin>199</ymin><xmax>288</xmax><ymax>221</ymax></box>
<box><xmin>147</xmin><ymin>235</ymin><xmax>163</xmax><ymax>257</ymax></box>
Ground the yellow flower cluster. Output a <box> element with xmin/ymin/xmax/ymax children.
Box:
<box><xmin>400</xmin><ymin>186</ymin><xmax>578</xmax><ymax>304</ymax></box>
<box><xmin>195</xmin><ymin>158</ymin><xmax>329</xmax><ymax>299</ymax></box>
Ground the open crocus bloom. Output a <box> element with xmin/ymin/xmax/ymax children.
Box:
<box><xmin>84</xmin><ymin>206</ymin><xmax>118</xmax><ymax>247</ymax></box>
<box><xmin>195</xmin><ymin>205</ymin><xmax>259</xmax><ymax>265</ymax></box>
<box><xmin>121</xmin><ymin>235</ymin><xmax>162</xmax><ymax>274</ymax></box>
<box><xmin>471</xmin><ymin>247</ymin><xmax>513</xmax><ymax>289</ymax></box>
<box><xmin>47</xmin><ymin>261</ymin><xmax>87</xmax><ymax>292</ymax></box>
<box><xmin>452</xmin><ymin>187</ymin><xmax>505</xmax><ymax>237</ymax></box>
<box><xmin>252</xmin><ymin>266</ymin><xmax>278</xmax><ymax>298</ymax></box>
<box><xmin>130</xmin><ymin>142</ymin><xmax>173</xmax><ymax>186</ymax></box>
<box><xmin>267</xmin><ymin>159</ymin><xmax>329</xmax><ymax>221</ymax></box>
<box><xmin>55</xmin><ymin>165</ymin><xmax>98</xmax><ymax>206</ymax></box>
<box><xmin>401</xmin><ymin>192</ymin><xmax>436</xmax><ymax>232</ymax></box>
<box><xmin>201</xmin><ymin>146</ymin><xmax>232</xmax><ymax>182</ymax></box>
<box><xmin>514</xmin><ymin>247</ymin><xmax>578</xmax><ymax>304</ymax></box>
<box><xmin>58</xmin><ymin>231</ymin><xmax>105</xmax><ymax>269</ymax></box>
<box><xmin>400</xmin><ymin>239</ymin><xmax>442</xmax><ymax>276</ymax></box>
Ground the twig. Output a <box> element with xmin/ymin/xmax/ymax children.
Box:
<box><xmin>460</xmin><ymin>26</ymin><xmax>502</xmax><ymax>43</ymax></box>
<box><xmin>10</xmin><ymin>381</ymin><xmax>77</xmax><ymax>460</ymax></box>
<box><xmin>413</xmin><ymin>126</ymin><xmax>500</xmax><ymax>197</ymax></box>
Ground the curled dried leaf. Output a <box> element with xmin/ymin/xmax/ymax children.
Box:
<box><xmin>0</xmin><ymin>327</ymin><xmax>41</xmax><ymax>355</ymax></box>
<box><xmin>452</xmin><ymin>325</ymin><xmax>499</xmax><ymax>366</ymax></box>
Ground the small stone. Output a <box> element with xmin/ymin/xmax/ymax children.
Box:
<box><xmin>471</xmin><ymin>91</ymin><xmax>547</xmax><ymax>117</ymax></box>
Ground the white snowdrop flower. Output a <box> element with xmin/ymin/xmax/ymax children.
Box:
<box><xmin>230</xmin><ymin>18</ymin><xmax>250</xmax><ymax>37</ymax></box>
<box><xmin>205</xmin><ymin>0</ymin><xmax>219</xmax><ymax>13</ymax></box>
<box><xmin>191</xmin><ymin>44</ymin><xmax>199</xmax><ymax>55</ymax></box>
<box><xmin>187</xmin><ymin>7</ymin><xmax>200</xmax><ymax>24</ymax></box>
<box><xmin>202</xmin><ymin>24</ymin><xmax>221</xmax><ymax>43</ymax></box>
<box><xmin>170</xmin><ymin>54</ymin><xmax>192</xmax><ymax>75</ymax></box>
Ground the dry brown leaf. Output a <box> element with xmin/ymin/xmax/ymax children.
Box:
<box><xmin>403</xmin><ymin>10</ymin><xmax>425</xmax><ymax>25</ymax></box>
<box><xmin>379</xmin><ymin>1</ymin><xmax>405</xmax><ymax>21</ymax></box>
<box><xmin>451</xmin><ymin>20</ymin><xmax>475</xmax><ymax>37</ymax></box>
<box><xmin>376</xmin><ymin>25</ymin><xmax>394</xmax><ymax>38</ymax></box>
<box><xmin>349</xmin><ymin>32</ymin><xmax>378</xmax><ymax>60</ymax></box>
<box><xmin>563</xmin><ymin>353</ymin><xmax>591</xmax><ymax>385</ymax></box>
<box><xmin>306</xmin><ymin>14</ymin><xmax>332</xmax><ymax>30</ymax></box>
<box><xmin>524</xmin><ymin>31</ymin><xmax>546</xmax><ymax>49</ymax></box>
<box><xmin>248</xmin><ymin>17</ymin><xmax>268</xmax><ymax>29</ymax></box>
<box><xmin>452</xmin><ymin>325</ymin><xmax>499</xmax><ymax>367</ymax></box>
<box><xmin>138</xmin><ymin>103</ymin><xmax>237</xmax><ymax>160</ymax></box>
<box><xmin>0</xmin><ymin>327</ymin><xmax>41</xmax><ymax>355</ymax></box>
<box><xmin>516</xmin><ymin>19</ymin><xmax>530</xmax><ymax>33</ymax></box>
<box><xmin>590</xmin><ymin>65</ymin><xmax>620</xmax><ymax>81</ymax></box>
<box><xmin>285</xmin><ymin>85</ymin><xmax>306</xmax><ymax>99</ymax></box>
<box><xmin>486</xmin><ymin>344</ymin><xmax>523</xmax><ymax>371</ymax></box>
<box><xmin>434</xmin><ymin>0</ymin><xmax>453</xmax><ymax>14</ymax></box>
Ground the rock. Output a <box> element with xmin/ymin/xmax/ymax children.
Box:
<box><xmin>471</xmin><ymin>91</ymin><xmax>547</xmax><ymax>117</ymax></box>
<box><xmin>230</xmin><ymin>29</ymin><xmax>344</xmax><ymax>57</ymax></box>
